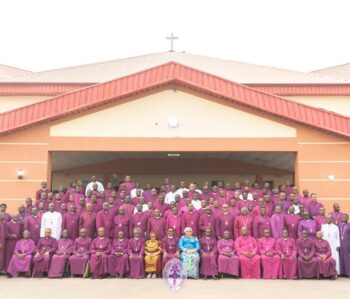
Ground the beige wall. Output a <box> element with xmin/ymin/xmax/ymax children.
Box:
<box><xmin>50</xmin><ymin>90</ymin><xmax>297</xmax><ymax>138</ymax></box>
<box><xmin>0</xmin><ymin>96</ymin><xmax>51</xmax><ymax>113</ymax></box>
<box><xmin>285</xmin><ymin>96</ymin><xmax>350</xmax><ymax>117</ymax></box>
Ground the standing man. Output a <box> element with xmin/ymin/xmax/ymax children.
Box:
<box><xmin>85</xmin><ymin>175</ymin><xmax>104</xmax><ymax>196</ymax></box>
<box><xmin>339</xmin><ymin>214</ymin><xmax>350</xmax><ymax>277</ymax></box>
<box><xmin>40</xmin><ymin>203</ymin><xmax>62</xmax><ymax>240</ymax></box>
<box><xmin>321</xmin><ymin>214</ymin><xmax>340</xmax><ymax>274</ymax></box>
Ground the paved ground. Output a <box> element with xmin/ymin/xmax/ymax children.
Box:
<box><xmin>1</xmin><ymin>277</ymin><xmax>350</xmax><ymax>299</ymax></box>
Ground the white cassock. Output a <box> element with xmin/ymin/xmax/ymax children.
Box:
<box><xmin>40</xmin><ymin>211</ymin><xmax>62</xmax><ymax>240</ymax></box>
<box><xmin>321</xmin><ymin>223</ymin><xmax>340</xmax><ymax>273</ymax></box>
<box><xmin>165</xmin><ymin>192</ymin><xmax>176</xmax><ymax>204</ymax></box>
<box><xmin>191</xmin><ymin>199</ymin><xmax>201</xmax><ymax>210</ymax></box>
<box><xmin>85</xmin><ymin>181</ymin><xmax>104</xmax><ymax>195</ymax></box>
<box><xmin>175</xmin><ymin>188</ymin><xmax>189</xmax><ymax>197</ymax></box>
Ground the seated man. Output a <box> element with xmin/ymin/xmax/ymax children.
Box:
<box><xmin>276</xmin><ymin>229</ymin><xmax>297</xmax><ymax>279</ymax></box>
<box><xmin>32</xmin><ymin>228</ymin><xmax>58</xmax><ymax>277</ymax></box>
<box><xmin>161</xmin><ymin>228</ymin><xmax>180</xmax><ymax>268</ymax></box>
<box><xmin>199</xmin><ymin>227</ymin><xmax>218</xmax><ymax>280</ymax></box>
<box><xmin>90</xmin><ymin>227</ymin><xmax>111</xmax><ymax>279</ymax></box>
<box><xmin>258</xmin><ymin>229</ymin><xmax>281</xmax><ymax>279</ymax></box>
<box><xmin>69</xmin><ymin>228</ymin><xmax>91</xmax><ymax>277</ymax></box>
<box><xmin>108</xmin><ymin>231</ymin><xmax>129</xmax><ymax>278</ymax></box>
<box><xmin>314</xmin><ymin>231</ymin><xmax>337</xmax><ymax>279</ymax></box>
<box><xmin>297</xmin><ymin>229</ymin><xmax>319</xmax><ymax>279</ymax></box>
<box><xmin>7</xmin><ymin>230</ymin><xmax>36</xmax><ymax>278</ymax></box>
<box><xmin>217</xmin><ymin>230</ymin><xmax>239</xmax><ymax>277</ymax></box>
<box><xmin>128</xmin><ymin>228</ymin><xmax>145</xmax><ymax>279</ymax></box>
<box><xmin>48</xmin><ymin>230</ymin><xmax>73</xmax><ymax>278</ymax></box>
<box><xmin>235</xmin><ymin>226</ymin><xmax>261</xmax><ymax>279</ymax></box>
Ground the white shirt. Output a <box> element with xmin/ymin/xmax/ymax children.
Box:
<box><xmin>175</xmin><ymin>187</ymin><xmax>189</xmax><ymax>197</ymax></box>
<box><xmin>239</xmin><ymin>193</ymin><xmax>253</xmax><ymax>200</ymax></box>
<box><xmin>130</xmin><ymin>188</ymin><xmax>144</xmax><ymax>198</ymax></box>
<box><xmin>133</xmin><ymin>204</ymin><xmax>149</xmax><ymax>214</ymax></box>
<box><xmin>165</xmin><ymin>191</ymin><xmax>177</xmax><ymax>204</ymax></box>
<box><xmin>191</xmin><ymin>199</ymin><xmax>202</xmax><ymax>210</ymax></box>
<box><xmin>85</xmin><ymin>181</ymin><xmax>104</xmax><ymax>195</ymax></box>
<box><xmin>40</xmin><ymin>211</ymin><xmax>62</xmax><ymax>240</ymax></box>
<box><xmin>292</xmin><ymin>204</ymin><xmax>301</xmax><ymax>215</ymax></box>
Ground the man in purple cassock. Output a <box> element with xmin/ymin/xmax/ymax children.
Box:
<box><xmin>96</xmin><ymin>203</ymin><xmax>114</xmax><ymax>239</ymax></box>
<box><xmin>32</xmin><ymin>228</ymin><xmax>58</xmax><ymax>277</ymax></box>
<box><xmin>90</xmin><ymin>227</ymin><xmax>111</xmax><ymax>279</ymax></box>
<box><xmin>270</xmin><ymin>206</ymin><xmax>285</xmax><ymax>239</ymax></box>
<box><xmin>276</xmin><ymin>229</ymin><xmax>297</xmax><ymax>279</ymax></box>
<box><xmin>306</xmin><ymin>193</ymin><xmax>324</xmax><ymax>217</ymax></box>
<box><xmin>314</xmin><ymin>231</ymin><xmax>336</xmax><ymax>279</ymax></box>
<box><xmin>7</xmin><ymin>230</ymin><xmax>36</xmax><ymax>277</ymax></box>
<box><xmin>0</xmin><ymin>220</ymin><xmax>5</xmax><ymax>272</ymax></box>
<box><xmin>234</xmin><ymin>208</ymin><xmax>253</xmax><ymax>239</ymax></box>
<box><xmin>112</xmin><ymin>207</ymin><xmax>130</xmax><ymax>239</ymax></box>
<box><xmin>297</xmin><ymin>229</ymin><xmax>319</xmax><ymax>279</ymax></box>
<box><xmin>330</xmin><ymin>203</ymin><xmax>344</xmax><ymax>226</ymax></box>
<box><xmin>199</xmin><ymin>227</ymin><xmax>218</xmax><ymax>279</ymax></box>
<box><xmin>198</xmin><ymin>207</ymin><xmax>217</xmax><ymax>238</ymax></box>
<box><xmin>48</xmin><ymin>229</ymin><xmax>73</xmax><ymax>278</ymax></box>
<box><xmin>216</xmin><ymin>204</ymin><xmax>234</xmax><ymax>239</ymax></box>
<box><xmin>79</xmin><ymin>203</ymin><xmax>96</xmax><ymax>239</ymax></box>
<box><xmin>131</xmin><ymin>203</ymin><xmax>148</xmax><ymax>239</ymax></box>
<box><xmin>5</xmin><ymin>214</ymin><xmax>21</xmax><ymax>269</ymax></box>
<box><xmin>128</xmin><ymin>227</ymin><xmax>145</xmax><ymax>279</ymax></box>
<box><xmin>217</xmin><ymin>230</ymin><xmax>239</xmax><ymax>276</ymax></box>
<box><xmin>339</xmin><ymin>213</ymin><xmax>350</xmax><ymax>277</ymax></box>
<box><xmin>181</xmin><ymin>203</ymin><xmax>200</xmax><ymax>236</ymax></box>
<box><xmin>24</xmin><ymin>207</ymin><xmax>41</xmax><ymax>245</ymax></box>
<box><xmin>298</xmin><ymin>212</ymin><xmax>317</xmax><ymax>239</ymax></box>
<box><xmin>161</xmin><ymin>227</ymin><xmax>179</xmax><ymax>267</ymax></box>
<box><xmin>146</xmin><ymin>209</ymin><xmax>165</xmax><ymax>240</ymax></box>
<box><xmin>69</xmin><ymin>228</ymin><xmax>91</xmax><ymax>276</ymax></box>
<box><xmin>253</xmin><ymin>206</ymin><xmax>271</xmax><ymax>239</ymax></box>
<box><xmin>108</xmin><ymin>231</ymin><xmax>129</xmax><ymax>278</ymax></box>
<box><xmin>24</xmin><ymin>198</ymin><xmax>33</xmax><ymax>217</ymax></box>
<box><xmin>258</xmin><ymin>229</ymin><xmax>281</xmax><ymax>279</ymax></box>
<box><xmin>314</xmin><ymin>207</ymin><xmax>327</xmax><ymax>231</ymax></box>
<box><xmin>62</xmin><ymin>205</ymin><xmax>80</xmax><ymax>240</ymax></box>
<box><xmin>165</xmin><ymin>207</ymin><xmax>182</xmax><ymax>239</ymax></box>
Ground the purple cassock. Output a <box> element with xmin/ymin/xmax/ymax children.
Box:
<box><xmin>48</xmin><ymin>238</ymin><xmax>73</xmax><ymax>278</ymax></box>
<box><xmin>112</xmin><ymin>214</ymin><xmax>130</xmax><ymax>239</ymax></box>
<box><xmin>32</xmin><ymin>236</ymin><xmax>58</xmax><ymax>277</ymax></box>
<box><xmin>161</xmin><ymin>236</ymin><xmax>179</xmax><ymax>267</ymax></box>
<box><xmin>217</xmin><ymin>239</ymin><xmax>239</xmax><ymax>276</ymax></box>
<box><xmin>181</xmin><ymin>211</ymin><xmax>199</xmax><ymax>236</ymax></box>
<box><xmin>235</xmin><ymin>236</ymin><xmax>261</xmax><ymax>279</ymax></box>
<box><xmin>270</xmin><ymin>214</ymin><xmax>285</xmax><ymax>239</ymax></box>
<box><xmin>296</xmin><ymin>237</ymin><xmax>319</xmax><ymax>279</ymax></box>
<box><xmin>314</xmin><ymin>238</ymin><xmax>336</xmax><ymax>278</ymax></box>
<box><xmin>130</xmin><ymin>212</ymin><xmax>148</xmax><ymax>238</ymax></box>
<box><xmin>199</xmin><ymin>237</ymin><xmax>218</xmax><ymax>276</ymax></box>
<box><xmin>298</xmin><ymin>219</ymin><xmax>317</xmax><ymax>239</ymax></box>
<box><xmin>107</xmin><ymin>238</ymin><xmax>129</xmax><ymax>277</ymax></box>
<box><xmin>62</xmin><ymin>212</ymin><xmax>80</xmax><ymax>240</ymax></box>
<box><xmin>153</xmin><ymin>201</ymin><xmax>169</xmax><ymax>217</ymax></box>
<box><xmin>306</xmin><ymin>201</ymin><xmax>324</xmax><ymax>217</ymax></box>
<box><xmin>330</xmin><ymin>211</ymin><xmax>343</xmax><ymax>226</ymax></box>
<box><xmin>284</xmin><ymin>214</ymin><xmax>300</xmax><ymax>239</ymax></box>
<box><xmin>1</xmin><ymin>212</ymin><xmax>12</xmax><ymax>223</ymax></box>
<box><xmin>79</xmin><ymin>211</ymin><xmax>96</xmax><ymax>239</ymax></box>
<box><xmin>234</xmin><ymin>215</ymin><xmax>253</xmax><ymax>239</ymax></box>
<box><xmin>339</xmin><ymin>222</ymin><xmax>350</xmax><ymax>277</ymax></box>
<box><xmin>253</xmin><ymin>215</ymin><xmax>271</xmax><ymax>239</ymax></box>
<box><xmin>24</xmin><ymin>205</ymin><xmax>33</xmax><ymax>217</ymax></box>
<box><xmin>147</xmin><ymin>217</ymin><xmax>165</xmax><ymax>240</ymax></box>
<box><xmin>96</xmin><ymin>210</ymin><xmax>114</xmax><ymax>239</ymax></box>
<box><xmin>127</xmin><ymin>238</ymin><xmax>145</xmax><ymax>279</ymax></box>
<box><xmin>120</xmin><ymin>203</ymin><xmax>135</xmax><ymax>219</ymax></box>
<box><xmin>0</xmin><ymin>221</ymin><xmax>5</xmax><ymax>272</ymax></box>
<box><xmin>165</xmin><ymin>214</ymin><xmax>182</xmax><ymax>239</ymax></box>
<box><xmin>24</xmin><ymin>215</ymin><xmax>41</xmax><ymax>245</ymax></box>
<box><xmin>275</xmin><ymin>237</ymin><xmax>297</xmax><ymax>279</ymax></box>
<box><xmin>314</xmin><ymin>215</ymin><xmax>326</xmax><ymax>232</ymax></box>
<box><xmin>69</xmin><ymin>237</ymin><xmax>91</xmax><ymax>275</ymax></box>
<box><xmin>7</xmin><ymin>239</ymin><xmax>36</xmax><ymax>277</ymax></box>
<box><xmin>5</xmin><ymin>221</ymin><xmax>21</xmax><ymax>269</ymax></box>
<box><xmin>198</xmin><ymin>214</ymin><xmax>217</xmax><ymax>238</ymax></box>
<box><xmin>258</xmin><ymin>237</ymin><xmax>282</xmax><ymax>279</ymax></box>
<box><xmin>90</xmin><ymin>237</ymin><xmax>111</xmax><ymax>278</ymax></box>
<box><xmin>216</xmin><ymin>211</ymin><xmax>235</xmax><ymax>239</ymax></box>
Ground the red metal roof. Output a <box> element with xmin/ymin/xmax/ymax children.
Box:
<box><xmin>0</xmin><ymin>62</ymin><xmax>349</xmax><ymax>138</ymax></box>
<box><xmin>3</xmin><ymin>84</ymin><xmax>350</xmax><ymax>97</ymax></box>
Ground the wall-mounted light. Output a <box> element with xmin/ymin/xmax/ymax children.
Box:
<box><xmin>328</xmin><ymin>175</ymin><xmax>335</xmax><ymax>181</ymax></box>
<box><xmin>168</xmin><ymin>117</ymin><xmax>179</xmax><ymax>128</ymax></box>
<box><xmin>17</xmin><ymin>169</ymin><xmax>24</xmax><ymax>180</ymax></box>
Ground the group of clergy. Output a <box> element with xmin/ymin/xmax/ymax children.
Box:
<box><xmin>0</xmin><ymin>175</ymin><xmax>349</xmax><ymax>280</ymax></box>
